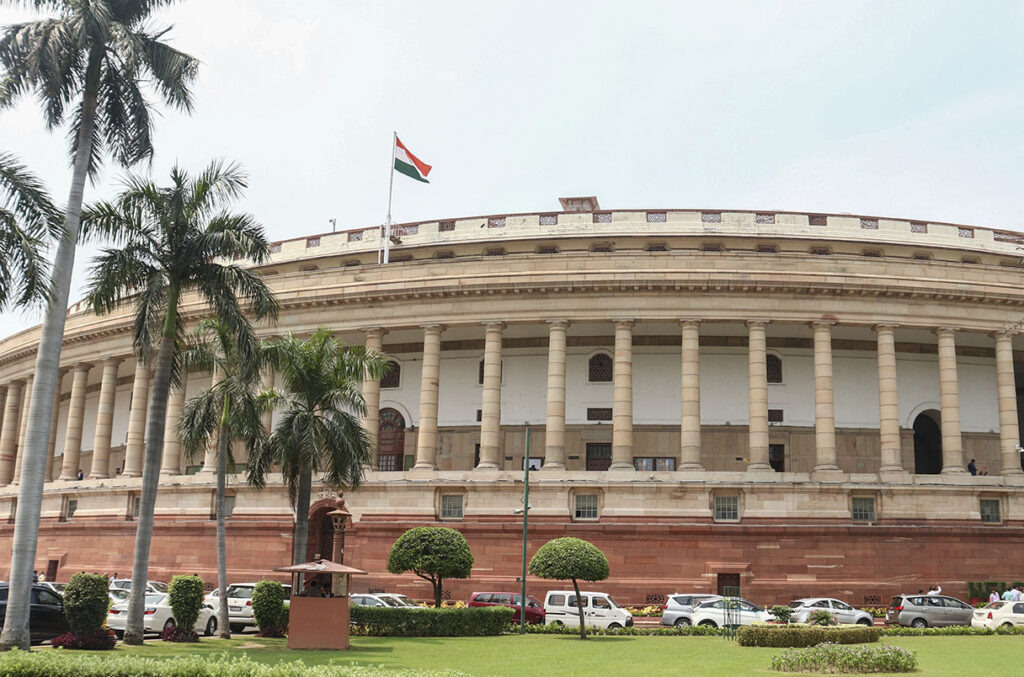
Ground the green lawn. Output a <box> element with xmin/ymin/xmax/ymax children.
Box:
<box><xmin>62</xmin><ymin>634</ymin><xmax>1024</xmax><ymax>676</ymax></box>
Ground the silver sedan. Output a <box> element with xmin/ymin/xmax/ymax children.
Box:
<box><xmin>789</xmin><ymin>598</ymin><xmax>874</xmax><ymax>625</ymax></box>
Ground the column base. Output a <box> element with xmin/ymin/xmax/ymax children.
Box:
<box><xmin>878</xmin><ymin>467</ymin><xmax>912</xmax><ymax>483</ymax></box>
<box><xmin>677</xmin><ymin>463</ymin><xmax>705</xmax><ymax>471</ymax></box>
<box><xmin>409</xmin><ymin>462</ymin><xmax>435</xmax><ymax>472</ymax></box>
<box><xmin>406</xmin><ymin>465</ymin><xmax>436</xmax><ymax>478</ymax></box>
<box><xmin>538</xmin><ymin>462</ymin><xmax>565</xmax><ymax>473</ymax></box>
<box><xmin>941</xmin><ymin>466</ymin><xmax>967</xmax><ymax>474</ymax></box>
<box><xmin>608</xmin><ymin>462</ymin><xmax>635</xmax><ymax>471</ymax></box>
<box><xmin>473</xmin><ymin>463</ymin><xmax>500</xmax><ymax>471</ymax></box>
<box><xmin>195</xmin><ymin>467</ymin><xmax>215</xmax><ymax>476</ymax></box>
<box><xmin>811</xmin><ymin>467</ymin><xmax>845</xmax><ymax>482</ymax></box>
<box><xmin>746</xmin><ymin>462</ymin><xmax>773</xmax><ymax>472</ymax></box>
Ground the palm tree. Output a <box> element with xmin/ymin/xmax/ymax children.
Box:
<box><xmin>0</xmin><ymin>2</ymin><xmax>198</xmax><ymax>650</ymax></box>
<box><xmin>178</xmin><ymin>318</ymin><xmax>268</xmax><ymax>639</ymax></box>
<box><xmin>248</xmin><ymin>330</ymin><xmax>388</xmax><ymax>577</ymax></box>
<box><xmin>82</xmin><ymin>161</ymin><xmax>278</xmax><ymax>644</ymax></box>
<box><xmin>0</xmin><ymin>151</ymin><xmax>60</xmax><ymax>310</ymax></box>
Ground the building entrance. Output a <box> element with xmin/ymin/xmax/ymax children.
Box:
<box><xmin>378</xmin><ymin>408</ymin><xmax>406</xmax><ymax>471</ymax></box>
<box><xmin>913</xmin><ymin>411</ymin><xmax>942</xmax><ymax>475</ymax></box>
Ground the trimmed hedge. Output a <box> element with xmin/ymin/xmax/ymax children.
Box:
<box><xmin>62</xmin><ymin>573</ymin><xmax>111</xmax><ymax>637</ymax></box>
<box><xmin>523</xmin><ymin>622</ymin><xmax>725</xmax><ymax>636</ymax></box>
<box><xmin>737</xmin><ymin>623</ymin><xmax>880</xmax><ymax>647</ymax></box>
<box><xmin>252</xmin><ymin>580</ymin><xmax>288</xmax><ymax>636</ymax></box>
<box><xmin>0</xmin><ymin>651</ymin><xmax>467</xmax><ymax>677</ymax></box>
<box><xmin>350</xmin><ymin>605</ymin><xmax>512</xmax><ymax>636</ymax></box>
<box><xmin>880</xmin><ymin>624</ymin><xmax>1024</xmax><ymax>636</ymax></box>
<box><xmin>771</xmin><ymin>643</ymin><xmax>917</xmax><ymax>673</ymax></box>
<box><xmin>166</xmin><ymin>575</ymin><xmax>204</xmax><ymax>640</ymax></box>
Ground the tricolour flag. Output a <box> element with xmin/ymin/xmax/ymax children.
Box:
<box><xmin>393</xmin><ymin>136</ymin><xmax>432</xmax><ymax>183</ymax></box>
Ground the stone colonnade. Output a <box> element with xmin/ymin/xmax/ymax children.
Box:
<box><xmin>358</xmin><ymin>320</ymin><xmax>1024</xmax><ymax>477</ymax></box>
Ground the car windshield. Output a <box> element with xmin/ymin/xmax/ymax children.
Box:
<box><xmin>50</xmin><ymin>583</ymin><xmax>66</xmax><ymax>592</ymax></box>
<box><xmin>603</xmin><ymin>596</ymin><xmax>619</xmax><ymax>608</ymax></box>
<box><xmin>149</xmin><ymin>582</ymin><xmax>168</xmax><ymax>593</ymax></box>
<box><xmin>380</xmin><ymin>596</ymin><xmax>403</xmax><ymax>607</ymax></box>
<box><xmin>985</xmin><ymin>602</ymin><xmax>1006</xmax><ymax>609</ymax></box>
<box><xmin>788</xmin><ymin>601</ymin><xmax>804</xmax><ymax>609</ymax></box>
<box><xmin>228</xmin><ymin>587</ymin><xmax>254</xmax><ymax>599</ymax></box>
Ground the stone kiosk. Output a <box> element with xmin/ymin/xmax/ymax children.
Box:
<box><xmin>275</xmin><ymin>559</ymin><xmax>366</xmax><ymax>650</ymax></box>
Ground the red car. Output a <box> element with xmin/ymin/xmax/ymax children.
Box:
<box><xmin>468</xmin><ymin>592</ymin><xmax>546</xmax><ymax>624</ymax></box>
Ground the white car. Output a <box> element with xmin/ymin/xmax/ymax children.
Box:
<box><xmin>789</xmin><ymin>598</ymin><xmax>874</xmax><ymax>625</ymax></box>
<box><xmin>378</xmin><ymin>593</ymin><xmax>419</xmax><ymax>608</ymax></box>
<box><xmin>543</xmin><ymin>590</ymin><xmax>633</xmax><ymax>630</ymax></box>
<box><xmin>107</xmin><ymin>593</ymin><xmax>217</xmax><ymax>636</ymax></box>
<box><xmin>350</xmin><ymin>593</ymin><xmax>402</xmax><ymax>608</ymax></box>
<box><xmin>972</xmin><ymin>601</ymin><xmax>1024</xmax><ymax>629</ymax></box>
<box><xmin>109</xmin><ymin>579</ymin><xmax>168</xmax><ymax>595</ymax></box>
<box><xmin>691</xmin><ymin>598</ymin><xmax>774</xmax><ymax>627</ymax></box>
<box><xmin>204</xmin><ymin>582</ymin><xmax>292</xmax><ymax>633</ymax></box>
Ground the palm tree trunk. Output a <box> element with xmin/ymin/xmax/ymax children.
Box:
<box><xmin>124</xmin><ymin>283</ymin><xmax>180</xmax><ymax>645</ymax></box>
<box><xmin>0</xmin><ymin>63</ymin><xmax>101</xmax><ymax>651</ymax></box>
<box><xmin>292</xmin><ymin>466</ymin><xmax>312</xmax><ymax>590</ymax></box>
<box><xmin>216</xmin><ymin>395</ymin><xmax>231</xmax><ymax>639</ymax></box>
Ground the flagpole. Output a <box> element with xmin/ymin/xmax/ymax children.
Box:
<box><xmin>383</xmin><ymin>131</ymin><xmax>397</xmax><ymax>265</ymax></box>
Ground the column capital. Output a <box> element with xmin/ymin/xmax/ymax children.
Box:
<box><xmin>420</xmin><ymin>323</ymin><xmax>446</xmax><ymax>333</ymax></box>
<box><xmin>872</xmin><ymin>323</ymin><xmax>899</xmax><ymax>334</ymax></box>
<box><xmin>71</xmin><ymin>362</ymin><xmax>93</xmax><ymax>372</ymax></box>
<box><xmin>933</xmin><ymin>326</ymin><xmax>958</xmax><ymax>336</ymax></box>
<box><xmin>746</xmin><ymin>319</ymin><xmax>770</xmax><ymax>328</ymax></box>
<box><xmin>810</xmin><ymin>319</ymin><xmax>836</xmax><ymax>329</ymax></box>
<box><xmin>361</xmin><ymin>327</ymin><xmax>389</xmax><ymax>338</ymax></box>
<box><xmin>546</xmin><ymin>319</ymin><xmax>570</xmax><ymax>329</ymax></box>
<box><xmin>482</xmin><ymin>321</ymin><xmax>507</xmax><ymax>332</ymax></box>
<box><xmin>679</xmin><ymin>319</ymin><xmax>701</xmax><ymax>328</ymax></box>
<box><xmin>102</xmin><ymin>356</ymin><xmax>123</xmax><ymax>368</ymax></box>
<box><xmin>991</xmin><ymin>329</ymin><xmax>1017</xmax><ymax>340</ymax></box>
<box><xmin>612</xmin><ymin>319</ymin><xmax>635</xmax><ymax>329</ymax></box>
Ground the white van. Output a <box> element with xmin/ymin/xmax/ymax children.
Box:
<box><xmin>543</xmin><ymin>590</ymin><xmax>633</xmax><ymax>629</ymax></box>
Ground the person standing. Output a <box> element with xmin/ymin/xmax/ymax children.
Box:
<box><xmin>30</xmin><ymin>571</ymin><xmax>38</xmax><ymax>584</ymax></box>
<box><xmin>1012</xmin><ymin>586</ymin><xmax>1022</xmax><ymax>602</ymax></box>
<box><xmin>990</xmin><ymin>588</ymin><xmax>1002</xmax><ymax>603</ymax></box>
<box><xmin>968</xmin><ymin>458</ymin><xmax>977</xmax><ymax>475</ymax></box>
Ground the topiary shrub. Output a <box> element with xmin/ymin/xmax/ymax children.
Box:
<box><xmin>528</xmin><ymin>537</ymin><xmax>609</xmax><ymax>640</ymax></box>
<box><xmin>770</xmin><ymin>605</ymin><xmax>794</xmax><ymax>624</ymax></box>
<box><xmin>770</xmin><ymin>643</ymin><xmax>917</xmax><ymax>673</ymax></box>
<box><xmin>737</xmin><ymin>623</ymin><xmax>880</xmax><ymax>647</ymax></box>
<box><xmin>62</xmin><ymin>573</ymin><xmax>111</xmax><ymax>640</ymax></box>
<box><xmin>166</xmin><ymin>575</ymin><xmax>204</xmax><ymax>642</ymax></box>
<box><xmin>387</xmin><ymin>527</ymin><xmax>474</xmax><ymax>608</ymax></box>
<box><xmin>252</xmin><ymin>580</ymin><xmax>288</xmax><ymax>636</ymax></box>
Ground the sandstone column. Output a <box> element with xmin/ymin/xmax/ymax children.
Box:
<box><xmin>476</xmin><ymin>322</ymin><xmax>505</xmax><ymax>470</ymax></box>
<box><xmin>680</xmin><ymin>320</ymin><xmax>703</xmax><ymax>470</ymax></box>
<box><xmin>994</xmin><ymin>332</ymin><xmax>1022</xmax><ymax>475</ymax></box>
<box><xmin>89</xmin><ymin>357</ymin><xmax>122</xmax><ymax>478</ymax></box>
<box><xmin>59</xmin><ymin>364</ymin><xmax>91</xmax><ymax>480</ymax></box>
<box><xmin>543</xmin><ymin>320</ymin><xmax>569</xmax><ymax>470</ymax></box>
<box><xmin>361</xmin><ymin>328</ymin><xmax>387</xmax><ymax>461</ymax></box>
<box><xmin>747</xmin><ymin>320</ymin><xmax>772</xmax><ymax>470</ymax></box>
<box><xmin>44</xmin><ymin>375</ymin><xmax>63</xmax><ymax>482</ymax></box>
<box><xmin>123</xmin><ymin>360</ymin><xmax>150</xmax><ymax>478</ymax></box>
<box><xmin>199</xmin><ymin>367</ymin><xmax>224</xmax><ymax>474</ymax></box>
<box><xmin>610</xmin><ymin>320</ymin><xmax>635</xmax><ymax>470</ymax></box>
<box><xmin>160</xmin><ymin>386</ymin><xmax>187</xmax><ymax>476</ymax></box>
<box><xmin>935</xmin><ymin>327</ymin><xmax>965</xmax><ymax>473</ymax></box>
<box><xmin>413</xmin><ymin>324</ymin><xmax>444</xmax><ymax>470</ymax></box>
<box><xmin>0</xmin><ymin>387</ymin><xmax>6</xmax><ymax>449</ymax></box>
<box><xmin>812</xmin><ymin>321</ymin><xmax>839</xmax><ymax>473</ymax></box>
<box><xmin>12</xmin><ymin>374</ymin><xmax>33</xmax><ymax>483</ymax></box>
<box><xmin>0</xmin><ymin>380</ymin><xmax>23</xmax><ymax>484</ymax></box>
<box><xmin>875</xmin><ymin>325</ymin><xmax>903</xmax><ymax>473</ymax></box>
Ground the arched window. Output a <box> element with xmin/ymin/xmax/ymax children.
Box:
<box><xmin>380</xmin><ymin>361</ymin><xmax>401</xmax><ymax>389</ymax></box>
<box><xmin>588</xmin><ymin>353</ymin><xmax>613</xmax><ymax>383</ymax></box>
<box><xmin>766</xmin><ymin>354</ymin><xmax>783</xmax><ymax>384</ymax></box>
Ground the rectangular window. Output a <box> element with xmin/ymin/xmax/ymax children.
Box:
<box><xmin>585</xmin><ymin>443</ymin><xmax>612</xmax><ymax>471</ymax></box>
<box><xmin>130</xmin><ymin>494</ymin><xmax>140</xmax><ymax>521</ymax></box>
<box><xmin>980</xmin><ymin>499</ymin><xmax>1001</xmax><ymax>523</ymax></box>
<box><xmin>852</xmin><ymin>497</ymin><xmax>875</xmax><ymax>522</ymax></box>
<box><xmin>440</xmin><ymin>494</ymin><xmax>464</xmax><ymax>520</ymax></box>
<box><xmin>574</xmin><ymin>494</ymin><xmax>599</xmax><ymax>520</ymax></box>
<box><xmin>633</xmin><ymin>457</ymin><xmax>676</xmax><ymax>471</ymax></box>
<box><xmin>586</xmin><ymin>407</ymin><xmax>613</xmax><ymax>421</ymax></box>
<box><xmin>525</xmin><ymin>457</ymin><xmax>544</xmax><ymax>471</ymax></box>
<box><xmin>713</xmin><ymin>495</ymin><xmax>739</xmax><ymax>521</ymax></box>
<box><xmin>768</xmin><ymin>444</ymin><xmax>785</xmax><ymax>472</ymax></box>
<box><xmin>64</xmin><ymin>498</ymin><xmax>78</xmax><ymax>521</ymax></box>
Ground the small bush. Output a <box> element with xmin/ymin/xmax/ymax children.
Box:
<box><xmin>50</xmin><ymin>629</ymin><xmax>117</xmax><ymax>650</ymax></box>
<box><xmin>350</xmin><ymin>605</ymin><xmax>512</xmax><ymax>636</ymax></box>
<box><xmin>770</xmin><ymin>642</ymin><xmax>917</xmax><ymax>673</ymax></box>
<box><xmin>624</xmin><ymin>605</ymin><xmax>664</xmax><ymax>617</ymax></box>
<box><xmin>252</xmin><ymin>580</ymin><xmax>288</xmax><ymax>634</ymax></box>
<box><xmin>62</xmin><ymin>573</ymin><xmax>111</xmax><ymax>638</ymax></box>
<box><xmin>0</xmin><ymin>650</ymin><xmax>468</xmax><ymax>676</ymax></box>
<box><xmin>738</xmin><ymin>623</ymin><xmax>880</xmax><ymax>647</ymax></box>
<box><xmin>166</xmin><ymin>575</ymin><xmax>204</xmax><ymax>640</ymax></box>
<box><xmin>523</xmin><ymin>622</ymin><xmax>725</xmax><ymax>636</ymax></box>
<box><xmin>881</xmin><ymin>624</ymin><xmax>1024</xmax><ymax>636</ymax></box>
<box><xmin>770</xmin><ymin>605</ymin><xmax>794</xmax><ymax>624</ymax></box>
<box><xmin>808</xmin><ymin>609</ymin><xmax>837</xmax><ymax>626</ymax></box>
<box><xmin>159</xmin><ymin>625</ymin><xmax>199</xmax><ymax>643</ymax></box>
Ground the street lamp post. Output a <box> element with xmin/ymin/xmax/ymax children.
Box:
<box><xmin>327</xmin><ymin>494</ymin><xmax>352</xmax><ymax>596</ymax></box>
<box><xmin>520</xmin><ymin>425</ymin><xmax>531</xmax><ymax>634</ymax></box>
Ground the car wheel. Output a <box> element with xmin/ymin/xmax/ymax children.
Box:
<box><xmin>910</xmin><ymin>618</ymin><xmax>927</xmax><ymax>629</ymax></box>
<box><xmin>698</xmin><ymin>619</ymin><xmax>718</xmax><ymax>628</ymax></box>
<box><xmin>163</xmin><ymin>618</ymin><xmax>176</xmax><ymax>633</ymax></box>
<box><xmin>857</xmin><ymin>618</ymin><xmax>872</xmax><ymax>626</ymax></box>
<box><xmin>607</xmin><ymin>622</ymin><xmax>622</xmax><ymax>632</ymax></box>
<box><xmin>230</xmin><ymin>623</ymin><xmax>245</xmax><ymax>633</ymax></box>
<box><xmin>550</xmin><ymin>621</ymin><xmax>563</xmax><ymax>627</ymax></box>
<box><xmin>674</xmin><ymin>617</ymin><xmax>692</xmax><ymax>628</ymax></box>
<box><xmin>205</xmin><ymin>617</ymin><xmax>217</xmax><ymax>637</ymax></box>
<box><xmin>1002</xmin><ymin>622</ymin><xmax>1014</xmax><ymax>628</ymax></box>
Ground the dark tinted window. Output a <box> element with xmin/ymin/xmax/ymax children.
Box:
<box><xmin>1014</xmin><ymin>603</ymin><xmax>1024</xmax><ymax>614</ymax></box>
<box><xmin>672</xmin><ymin>596</ymin><xmax>692</xmax><ymax>606</ymax></box>
<box><xmin>494</xmin><ymin>594</ymin><xmax>511</xmax><ymax>604</ymax></box>
<box><xmin>889</xmin><ymin>596</ymin><xmax>903</xmax><ymax>607</ymax></box>
<box><xmin>33</xmin><ymin>589</ymin><xmax>61</xmax><ymax>606</ymax></box>
<box><xmin>0</xmin><ymin>589</ymin><xmax>7</xmax><ymax>602</ymax></box>
<box><xmin>474</xmin><ymin>593</ymin><xmax>492</xmax><ymax>603</ymax></box>
<box><xmin>811</xmin><ymin>600</ymin><xmax>830</xmax><ymax>608</ymax></box>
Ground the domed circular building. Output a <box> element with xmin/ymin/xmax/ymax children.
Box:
<box><xmin>1</xmin><ymin>197</ymin><xmax>1023</xmax><ymax>606</ymax></box>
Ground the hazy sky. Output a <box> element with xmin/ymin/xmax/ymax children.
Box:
<box><xmin>1</xmin><ymin>0</ymin><xmax>1022</xmax><ymax>339</ymax></box>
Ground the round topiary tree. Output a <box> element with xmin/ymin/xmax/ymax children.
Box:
<box><xmin>528</xmin><ymin>537</ymin><xmax>609</xmax><ymax>640</ymax></box>
<box><xmin>61</xmin><ymin>572</ymin><xmax>113</xmax><ymax>648</ymax></box>
<box><xmin>386</xmin><ymin>527</ymin><xmax>474</xmax><ymax>607</ymax></box>
<box><xmin>251</xmin><ymin>580</ymin><xmax>288</xmax><ymax>637</ymax></box>
<box><xmin>166</xmin><ymin>575</ymin><xmax>205</xmax><ymax>642</ymax></box>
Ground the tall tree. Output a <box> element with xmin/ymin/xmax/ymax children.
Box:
<box><xmin>82</xmin><ymin>160</ymin><xmax>277</xmax><ymax>644</ymax></box>
<box><xmin>248</xmin><ymin>329</ymin><xmax>388</xmax><ymax>575</ymax></box>
<box><xmin>178</xmin><ymin>317</ymin><xmax>269</xmax><ymax>639</ymax></box>
<box><xmin>0</xmin><ymin>151</ymin><xmax>60</xmax><ymax>310</ymax></box>
<box><xmin>0</xmin><ymin>1</ymin><xmax>198</xmax><ymax>650</ymax></box>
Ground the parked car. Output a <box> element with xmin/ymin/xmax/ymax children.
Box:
<box><xmin>789</xmin><ymin>598</ymin><xmax>873</xmax><ymax>625</ymax></box>
<box><xmin>468</xmin><ymin>591</ymin><xmax>545</xmax><ymax>625</ymax></box>
<box><xmin>109</xmin><ymin>588</ymin><xmax>130</xmax><ymax>604</ymax></box>
<box><xmin>38</xmin><ymin>582</ymin><xmax>66</xmax><ymax>597</ymax></box>
<box><xmin>107</xmin><ymin>593</ymin><xmax>217</xmax><ymax>636</ymax></box>
<box><xmin>971</xmin><ymin>601</ymin><xmax>1024</xmax><ymax>629</ymax></box>
<box><xmin>0</xmin><ymin>583</ymin><xmax>69</xmax><ymax>643</ymax></box>
<box><xmin>543</xmin><ymin>590</ymin><xmax>632</xmax><ymax>629</ymax></box>
<box><xmin>660</xmin><ymin>593</ymin><xmax>722</xmax><ymax>627</ymax></box>
<box><xmin>202</xmin><ymin>582</ymin><xmax>292</xmax><ymax>633</ymax></box>
<box><xmin>691</xmin><ymin>598</ymin><xmax>773</xmax><ymax>627</ymax></box>
<box><xmin>109</xmin><ymin>579</ymin><xmax>168</xmax><ymax>594</ymax></box>
<box><xmin>378</xmin><ymin>593</ymin><xmax>419</xmax><ymax>608</ymax></box>
<box><xmin>350</xmin><ymin>593</ymin><xmax>403</xmax><ymax>608</ymax></box>
<box><xmin>885</xmin><ymin>594</ymin><xmax>973</xmax><ymax>628</ymax></box>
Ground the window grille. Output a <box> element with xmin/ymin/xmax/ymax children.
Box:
<box><xmin>852</xmin><ymin>497</ymin><xmax>875</xmax><ymax>522</ymax></box>
<box><xmin>438</xmin><ymin>220</ymin><xmax>455</xmax><ymax>232</ymax></box>
<box><xmin>701</xmin><ymin>212</ymin><xmax>722</xmax><ymax>223</ymax></box>
<box><xmin>809</xmin><ymin>215</ymin><xmax>828</xmax><ymax>226</ymax></box>
<box><xmin>586</xmin><ymin>408</ymin><xmax>613</xmax><ymax>421</ymax></box>
<box><xmin>980</xmin><ymin>499</ymin><xmax>1001</xmax><ymax>523</ymax></box>
<box><xmin>440</xmin><ymin>495</ymin><xmax>464</xmax><ymax>519</ymax></box>
<box><xmin>755</xmin><ymin>213</ymin><xmax>775</xmax><ymax>224</ymax></box>
<box><xmin>588</xmin><ymin>354</ymin><xmax>613</xmax><ymax>382</ymax></box>
<box><xmin>574</xmin><ymin>495</ymin><xmax>599</xmax><ymax>519</ymax></box>
<box><xmin>380</xmin><ymin>361</ymin><xmax>400</xmax><ymax>389</ymax></box>
<box><xmin>714</xmin><ymin>495</ymin><xmax>739</xmax><ymax>521</ymax></box>
<box><xmin>767</xmin><ymin>355</ymin><xmax>783</xmax><ymax>383</ymax></box>
<box><xmin>593</xmin><ymin>213</ymin><xmax>612</xmax><ymax>224</ymax></box>
<box><xmin>539</xmin><ymin>214</ymin><xmax>558</xmax><ymax>225</ymax></box>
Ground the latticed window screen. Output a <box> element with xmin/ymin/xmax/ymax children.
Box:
<box><xmin>586</xmin><ymin>408</ymin><xmax>612</xmax><ymax>421</ymax></box>
<box><xmin>380</xmin><ymin>361</ymin><xmax>400</xmax><ymax>389</ymax></box>
<box><xmin>574</xmin><ymin>494</ymin><xmax>599</xmax><ymax>519</ymax></box>
<box><xmin>980</xmin><ymin>499</ymin><xmax>1001</xmax><ymax>523</ymax></box>
<box><xmin>714</xmin><ymin>495</ymin><xmax>739</xmax><ymax>521</ymax></box>
<box><xmin>767</xmin><ymin>355</ymin><xmax>783</xmax><ymax>384</ymax></box>
<box><xmin>852</xmin><ymin>497</ymin><xmax>875</xmax><ymax>522</ymax></box>
<box><xmin>440</xmin><ymin>495</ymin><xmax>463</xmax><ymax>519</ymax></box>
<box><xmin>588</xmin><ymin>353</ymin><xmax>613</xmax><ymax>382</ymax></box>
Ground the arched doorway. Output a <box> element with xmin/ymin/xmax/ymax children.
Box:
<box><xmin>306</xmin><ymin>505</ymin><xmax>335</xmax><ymax>561</ymax></box>
<box><xmin>913</xmin><ymin>410</ymin><xmax>942</xmax><ymax>475</ymax></box>
<box><xmin>378</xmin><ymin>408</ymin><xmax>406</xmax><ymax>471</ymax></box>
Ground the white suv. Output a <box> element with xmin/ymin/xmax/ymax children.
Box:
<box><xmin>204</xmin><ymin>582</ymin><xmax>292</xmax><ymax>632</ymax></box>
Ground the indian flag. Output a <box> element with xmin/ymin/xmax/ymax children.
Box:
<box><xmin>394</xmin><ymin>137</ymin><xmax>432</xmax><ymax>183</ymax></box>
